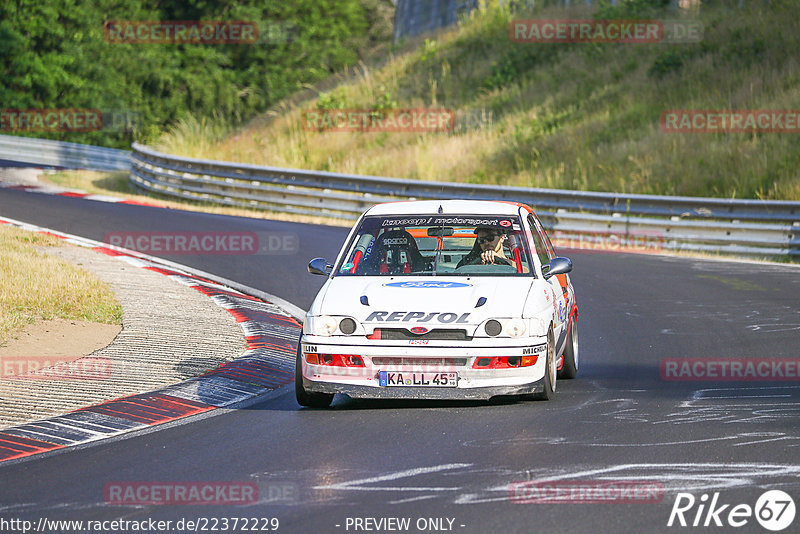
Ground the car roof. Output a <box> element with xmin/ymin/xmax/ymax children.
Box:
<box><xmin>365</xmin><ymin>199</ymin><xmax>530</xmax><ymax>216</ymax></box>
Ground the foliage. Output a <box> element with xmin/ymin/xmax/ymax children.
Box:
<box><xmin>0</xmin><ymin>0</ymin><xmax>393</xmax><ymax>148</ymax></box>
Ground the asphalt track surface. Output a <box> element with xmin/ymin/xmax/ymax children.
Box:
<box><xmin>1</xmin><ymin>187</ymin><xmax>799</xmax><ymax>534</ymax></box>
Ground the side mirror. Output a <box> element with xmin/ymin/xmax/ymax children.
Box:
<box><xmin>308</xmin><ymin>257</ymin><xmax>333</xmax><ymax>276</ymax></box>
<box><xmin>543</xmin><ymin>257</ymin><xmax>572</xmax><ymax>280</ymax></box>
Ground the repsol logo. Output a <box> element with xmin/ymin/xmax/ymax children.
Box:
<box><xmin>523</xmin><ymin>344</ymin><xmax>547</xmax><ymax>355</ymax></box>
<box><xmin>365</xmin><ymin>311</ymin><xmax>470</xmax><ymax>323</ymax></box>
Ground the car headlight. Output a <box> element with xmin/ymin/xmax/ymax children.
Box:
<box><xmin>310</xmin><ymin>315</ymin><xmax>339</xmax><ymax>336</ymax></box>
<box><xmin>304</xmin><ymin>316</ymin><xmax>361</xmax><ymax>336</ymax></box>
<box><xmin>505</xmin><ymin>318</ymin><xmax>527</xmax><ymax>338</ymax></box>
<box><xmin>339</xmin><ymin>317</ymin><xmax>357</xmax><ymax>335</ymax></box>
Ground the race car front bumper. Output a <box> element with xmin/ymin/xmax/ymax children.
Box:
<box><xmin>299</xmin><ymin>336</ymin><xmax>551</xmax><ymax>400</ymax></box>
<box><xmin>302</xmin><ymin>376</ymin><xmax>546</xmax><ymax>400</ymax></box>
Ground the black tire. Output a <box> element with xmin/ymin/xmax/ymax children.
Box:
<box><xmin>533</xmin><ymin>327</ymin><xmax>557</xmax><ymax>401</ymax></box>
<box><xmin>558</xmin><ymin>315</ymin><xmax>579</xmax><ymax>380</ymax></box>
<box><xmin>295</xmin><ymin>337</ymin><xmax>334</xmax><ymax>408</ymax></box>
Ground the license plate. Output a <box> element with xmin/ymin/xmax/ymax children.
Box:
<box><xmin>379</xmin><ymin>371</ymin><xmax>458</xmax><ymax>387</ymax></box>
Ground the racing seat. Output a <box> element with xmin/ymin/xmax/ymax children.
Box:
<box><xmin>506</xmin><ymin>233</ymin><xmax>524</xmax><ymax>273</ymax></box>
<box><xmin>359</xmin><ymin>229</ymin><xmax>430</xmax><ymax>275</ymax></box>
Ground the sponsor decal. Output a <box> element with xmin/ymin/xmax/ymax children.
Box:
<box><xmin>410</xmin><ymin>327</ymin><xmax>429</xmax><ymax>334</ymax></box>
<box><xmin>361</xmin><ymin>239</ymin><xmax>375</xmax><ymax>261</ymax></box>
<box><xmin>379</xmin><ymin>217</ymin><xmax>510</xmax><ymax>228</ymax></box>
<box><xmin>365</xmin><ymin>311</ymin><xmax>470</xmax><ymax>323</ymax></box>
<box><xmin>558</xmin><ymin>300</ymin><xmax>564</xmax><ymax>323</ymax></box>
<box><xmin>383</xmin><ymin>281</ymin><xmax>471</xmax><ymax>289</ymax></box>
<box><xmin>499</xmin><ymin>220</ymin><xmax>512</xmax><ymax>227</ymax></box>
<box><xmin>303</xmin><ymin>345</ymin><xmax>318</xmax><ymax>353</ymax></box>
<box><xmin>522</xmin><ymin>344</ymin><xmax>547</xmax><ymax>356</ymax></box>
<box><xmin>409</xmin><ymin>339</ymin><xmax>429</xmax><ymax>345</ymax></box>
<box><xmin>381</xmin><ymin>237</ymin><xmax>408</xmax><ymax>246</ymax></box>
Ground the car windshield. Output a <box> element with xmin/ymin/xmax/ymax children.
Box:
<box><xmin>335</xmin><ymin>214</ymin><xmax>533</xmax><ymax>276</ymax></box>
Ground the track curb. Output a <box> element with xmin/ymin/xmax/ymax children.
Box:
<box><xmin>0</xmin><ymin>215</ymin><xmax>303</xmax><ymax>466</ymax></box>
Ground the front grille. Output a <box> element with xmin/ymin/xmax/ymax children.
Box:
<box><xmin>371</xmin><ymin>328</ymin><xmax>471</xmax><ymax>341</ymax></box>
<box><xmin>371</xmin><ymin>357</ymin><xmax>468</xmax><ymax>367</ymax></box>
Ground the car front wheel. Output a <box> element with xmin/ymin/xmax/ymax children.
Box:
<box><xmin>533</xmin><ymin>327</ymin><xmax>557</xmax><ymax>401</ymax></box>
<box><xmin>558</xmin><ymin>315</ymin><xmax>579</xmax><ymax>379</ymax></box>
<box><xmin>295</xmin><ymin>337</ymin><xmax>334</xmax><ymax>408</ymax></box>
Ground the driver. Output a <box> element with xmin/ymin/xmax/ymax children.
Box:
<box><xmin>457</xmin><ymin>226</ymin><xmax>513</xmax><ymax>267</ymax></box>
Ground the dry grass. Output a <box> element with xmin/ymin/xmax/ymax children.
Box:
<box><xmin>0</xmin><ymin>225</ymin><xmax>123</xmax><ymax>344</ymax></box>
<box><xmin>157</xmin><ymin>2</ymin><xmax>800</xmax><ymax>201</ymax></box>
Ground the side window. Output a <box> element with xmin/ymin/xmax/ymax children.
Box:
<box><xmin>528</xmin><ymin>215</ymin><xmax>551</xmax><ymax>267</ymax></box>
<box><xmin>535</xmin><ymin>216</ymin><xmax>558</xmax><ymax>258</ymax></box>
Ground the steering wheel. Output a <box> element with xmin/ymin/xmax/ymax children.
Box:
<box><xmin>457</xmin><ymin>254</ymin><xmax>512</xmax><ymax>268</ymax></box>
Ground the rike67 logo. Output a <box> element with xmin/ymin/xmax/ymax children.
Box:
<box><xmin>667</xmin><ymin>490</ymin><xmax>795</xmax><ymax>531</ymax></box>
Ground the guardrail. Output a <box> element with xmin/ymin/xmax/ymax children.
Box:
<box><xmin>0</xmin><ymin>134</ymin><xmax>130</xmax><ymax>171</ymax></box>
<box><xmin>131</xmin><ymin>143</ymin><xmax>799</xmax><ymax>258</ymax></box>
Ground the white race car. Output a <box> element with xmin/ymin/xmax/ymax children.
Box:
<box><xmin>296</xmin><ymin>200</ymin><xmax>578</xmax><ymax>407</ymax></box>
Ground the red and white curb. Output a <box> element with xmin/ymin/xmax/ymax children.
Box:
<box><xmin>0</xmin><ymin>215</ymin><xmax>302</xmax><ymax>464</ymax></box>
<box><xmin>0</xmin><ymin>180</ymin><xmax>158</xmax><ymax>207</ymax></box>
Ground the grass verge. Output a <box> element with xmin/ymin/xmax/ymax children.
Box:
<box><xmin>157</xmin><ymin>1</ymin><xmax>800</xmax><ymax>200</ymax></box>
<box><xmin>0</xmin><ymin>224</ymin><xmax>123</xmax><ymax>344</ymax></box>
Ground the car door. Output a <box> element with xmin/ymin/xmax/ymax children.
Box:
<box><xmin>527</xmin><ymin>213</ymin><xmax>570</xmax><ymax>353</ymax></box>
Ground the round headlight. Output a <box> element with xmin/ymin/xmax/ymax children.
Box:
<box><xmin>316</xmin><ymin>315</ymin><xmax>339</xmax><ymax>336</ymax></box>
<box><xmin>339</xmin><ymin>317</ymin><xmax>357</xmax><ymax>335</ymax></box>
<box><xmin>505</xmin><ymin>319</ymin><xmax>527</xmax><ymax>338</ymax></box>
<box><xmin>484</xmin><ymin>319</ymin><xmax>502</xmax><ymax>337</ymax></box>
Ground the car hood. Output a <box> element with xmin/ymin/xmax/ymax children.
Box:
<box><xmin>314</xmin><ymin>277</ymin><xmax>536</xmax><ymax>325</ymax></box>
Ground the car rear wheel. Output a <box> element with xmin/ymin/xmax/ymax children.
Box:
<box><xmin>558</xmin><ymin>315</ymin><xmax>579</xmax><ymax>379</ymax></box>
<box><xmin>533</xmin><ymin>327</ymin><xmax>557</xmax><ymax>401</ymax></box>
<box><xmin>295</xmin><ymin>337</ymin><xmax>334</xmax><ymax>408</ymax></box>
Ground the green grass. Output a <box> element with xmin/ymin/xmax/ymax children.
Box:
<box><xmin>158</xmin><ymin>0</ymin><xmax>800</xmax><ymax>200</ymax></box>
